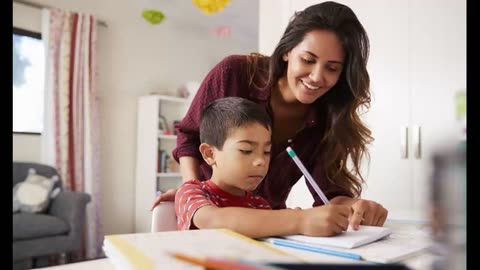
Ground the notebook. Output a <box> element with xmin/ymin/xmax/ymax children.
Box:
<box><xmin>103</xmin><ymin>228</ymin><xmax>300</xmax><ymax>270</ymax></box>
<box><xmin>283</xmin><ymin>225</ymin><xmax>392</xmax><ymax>249</ymax></box>
<box><xmin>267</xmin><ymin>225</ymin><xmax>432</xmax><ymax>263</ymax></box>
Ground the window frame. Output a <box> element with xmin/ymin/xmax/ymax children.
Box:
<box><xmin>13</xmin><ymin>27</ymin><xmax>43</xmax><ymax>136</ymax></box>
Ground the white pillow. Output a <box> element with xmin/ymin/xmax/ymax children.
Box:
<box><xmin>13</xmin><ymin>168</ymin><xmax>61</xmax><ymax>213</ymax></box>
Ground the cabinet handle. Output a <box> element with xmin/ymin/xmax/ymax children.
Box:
<box><xmin>400</xmin><ymin>126</ymin><xmax>408</xmax><ymax>159</ymax></box>
<box><xmin>412</xmin><ymin>125</ymin><xmax>422</xmax><ymax>159</ymax></box>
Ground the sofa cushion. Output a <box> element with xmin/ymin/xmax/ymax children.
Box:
<box><xmin>13</xmin><ymin>213</ymin><xmax>70</xmax><ymax>241</ymax></box>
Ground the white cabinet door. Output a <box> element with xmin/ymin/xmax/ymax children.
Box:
<box><xmin>322</xmin><ymin>0</ymin><xmax>414</xmax><ymax>215</ymax></box>
<box><xmin>408</xmin><ymin>0</ymin><xmax>466</xmax><ymax>212</ymax></box>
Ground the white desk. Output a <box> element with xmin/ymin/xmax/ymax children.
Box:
<box><xmin>35</xmin><ymin>221</ymin><xmax>438</xmax><ymax>270</ymax></box>
<box><xmin>35</xmin><ymin>255</ymin><xmax>436</xmax><ymax>270</ymax></box>
<box><xmin>34</xmin><ymin>259</ymin><xmax>114</xmax><ymax>270</ymax></box>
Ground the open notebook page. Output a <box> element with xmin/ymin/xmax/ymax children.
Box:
<box><xmin>268</xmin><ymin>224</ymin><xmax>432</xmax><ymax>263</ymax></box>
<box><xmin>282</xmin><ymin>225</ymin><xmax>392</xmax><ymax>249</ymax></box>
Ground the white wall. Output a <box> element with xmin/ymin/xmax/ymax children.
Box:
<box><xmin>13</xmin><ymin>0</ymin><xmax>259</xmax><ymax>235</ymax></box>
<box><xmin>258</xmin><ymin>0</ymin><xmax>290</xmax><ymax>55</ymax></box>
<box><xmin>12</xmin><ymin>134</ymin><xmax>41</xmax><ymax>162</ymax></box>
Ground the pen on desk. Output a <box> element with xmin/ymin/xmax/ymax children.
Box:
<box><xmin>286</xmin><ymin>147</ymin><xmax>330</xmax><ymax>205</ymax></box>
<box><xmin>170</xmin><ymin>252</ymin><xmax>280</xmax><ymax>270</ymax></box>
<box><xmin>268</xmin><ymin>238</ymin><xmax>361</xmax><ymax>261</ymax></box>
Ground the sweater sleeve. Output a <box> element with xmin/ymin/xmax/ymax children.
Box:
<box><xmin>172</xmin><ymin>55</ymin><xmax>248</xmax><ymax>161</ymax></box>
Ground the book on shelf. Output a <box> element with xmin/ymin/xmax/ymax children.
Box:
<box><xmin>103</xmin><ymin>229</ymin><xmax>299</xmax><ymax>270</ymax></box>
<box><xmin>162</xmin><ymin>151</ymin><xmax>168</xmax><ymax>173</ymax></box>
<box><xmin>156</xmin><ymin>150</ymin><xmax>163</xmax><ymax>173</ymax></box>
<box><xmin>157</xmin><ymin>149</ymin><xmax>180</xmax><ymax>174</ymax></box>
<box><xmin>157</xmin><ymin>150</ymin><xmax>171</xmax><ymax>173</ymax></box>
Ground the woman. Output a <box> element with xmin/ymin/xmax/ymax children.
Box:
<box><xmin>153</xmin><ymin>1</ymin><xmax>387</xmax><ymax>230</ymax></box>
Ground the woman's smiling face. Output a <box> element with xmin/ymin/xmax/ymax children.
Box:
<box><xmin>282</xmin><ymin>29</ymin><xmax>345</xmax><ymax>104</ymax></box>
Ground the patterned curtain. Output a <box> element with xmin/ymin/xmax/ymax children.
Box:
<box><xmin>40</xmin><ymin>8</ymin><xmax>102</xmax><ymax>260</ymax></box>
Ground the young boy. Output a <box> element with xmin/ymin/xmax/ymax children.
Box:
<box><xmin>175</xmin><ymin>97</ymin><xmax>351</xmax><ymax>238</ymax></box>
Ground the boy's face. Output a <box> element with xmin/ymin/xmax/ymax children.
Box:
<box><xmin>208</xmin><ymin>122</ymin><xmax>272</xmax><ymax>196</ymax></box>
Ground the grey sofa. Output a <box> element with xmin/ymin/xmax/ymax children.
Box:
<box><xmin>13</xmin><ymin>162</ymin><xmax>91</xmax><ymax>270</ymax></box>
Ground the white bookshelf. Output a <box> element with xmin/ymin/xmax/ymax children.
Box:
<box><xmin>135</xmin><ymin>94</ymin><xmax>190</xmax><ymax>233</ymax></box>
<box><xmin>158</xmin><ymin>134</ymin><xmax>177</xmax><ymax>140</ymax></box>
<box><xmin>152</xmin><ymin>94</ymin><xmax>190</xmax><ymax>103</ymax></box>
<box><xmin>157</xmin><ymin>172</ymin><xmax>182</xmax><ymax>177</ymax></box>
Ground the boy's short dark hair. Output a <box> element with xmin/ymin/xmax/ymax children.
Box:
<box><xmin>200</xmin><ymin>97</ymin><xmax>272</xmax><ymax>149</ymax></box>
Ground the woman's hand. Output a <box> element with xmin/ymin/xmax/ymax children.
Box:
<box><xmin>149</xmin><ymin>188</ymin><xmax>177</xmax><ymax>211</ymax></box>
<box><xmin>349</xmin><ymin>199</ymin><xmax>388</xmax><ymax>230</ymax></box>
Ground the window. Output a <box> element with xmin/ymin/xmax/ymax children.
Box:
<box><xmin>13</xmin><ymin>27</ymin><xmax>45</xmax><ymax>134</ymax></box>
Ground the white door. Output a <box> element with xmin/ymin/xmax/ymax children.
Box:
<box><xmin>408</xmin><ymin>0</ymin><xmax>466</xmax><ymax>213</ymax></box>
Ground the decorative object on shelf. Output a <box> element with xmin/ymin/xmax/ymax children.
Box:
<box><xmin>158</xmin><ymin>114</ymin><xmax>170</xmax><ymax>134</ymax></box>
<box><xmin>210</xmin><ymin>25</ymin><xmax>231</xmax><ymax>38</ymax></box>
<box><xmin>177</xmin><ymin>81</ymin><xmax>200</xmax><ymax>99</ymax></box>
<box><xmin>177</xmin><ymin>87</ymin><xmax>189</xmax><ymax>99</ymax></box>
<box><xmin>167</xmin><ymin>158</ymin><xmax>180</xmax><ymax>173</ymax></box>
<box><xmin>192</xmin><ymin>0</ymin><xmax>231</xmax><ymax>15</ymax></box>
<box><xmin>142</xmin><ymin>9</ymin><xmax>166</xmax><ymax>25</ymax></box>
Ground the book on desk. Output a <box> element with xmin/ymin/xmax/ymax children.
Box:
<box><xmin>266</xmin><ymin>225</ymin><xmax>432</xmax><ymax>264</ymax></box>
<box><xmin>103</xmin><ymin>228</ymin><xmax>299</xmax><ymax>270</ymax></box>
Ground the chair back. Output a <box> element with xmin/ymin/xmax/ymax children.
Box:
<box><xmin>151</xmin><ymin>201</ymin><xmax>177</xmax><ymax>232</ymax></box>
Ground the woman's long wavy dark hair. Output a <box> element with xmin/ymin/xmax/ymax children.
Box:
<box><xmin>248</xmin><ymin>1</ymin><xmax>372</xmax><ymax>197</ymax></box>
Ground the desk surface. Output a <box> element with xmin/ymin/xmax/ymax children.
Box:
<box><xmin>36</xmin><ymin>221</ymin><xmax>437</xmax><ymax>270</ymax></box>
<box><xmin>34</xmin><ymin>259</ymin><xmax>114</xmax><ymax>270</ymax></box>
<box><xmin>35</xmin><ymin>256</ymin><xmax>437</xmax><ymax>270</ymax></box>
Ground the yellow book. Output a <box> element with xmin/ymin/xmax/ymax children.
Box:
<box><xmin>103</xmin><ymin>229</ymin><xmax>300</xmax><ymax>270</ymax></box>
